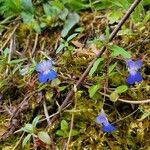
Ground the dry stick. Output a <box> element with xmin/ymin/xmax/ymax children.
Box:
<box><xmin>65</xmin><ymin>112</ymin><xmax>74</xmax><ymax>150</ymax></box>
<box><xmin>12</xmin><ymin>132</ymin><xmax>25</xmax><ymax>150</ymax></box>
<box><xmin>103</xmin><ymin>57</ymin><xmax>111</xmax><ymax>102</ymax></box>
<box><xmin>43</xmin><ymin>100</ymin><xmax>51</xmax><ymax>125</ymax></box>
<box><xmin>66</xmin><ymin>87</ymin><xmax>77</xmax><ymax>150</ymax></box>
<box><xmin>99</xmin><ymin>92</ymin><xmax>150</xmax><ymax>104</ymax></box>
<box><xmin>5</xmin><ymin>36</ymin><xmax>14</xmax><ymax>75</ymax></box>
<box><xmin>0</xmin><ymin>24</ymin><xmax>19</xmax><ymax>52</ymax></box>
<box><xmin>32</xmin><ymin>33</ymin><xmax>39</xmax><ymax>55</ymax></box>
<box><xmin>118</xmin><ymin>98</ymin><xmax>150</xmax><ymax>104</ymax></box>
<box><xmin>51</xmin><ymin>0</ymin><xmax>142</xmax><ymax>122</ymax></box>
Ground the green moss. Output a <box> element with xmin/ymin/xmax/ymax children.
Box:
<box><xmin>0</xmin><ymin>1</ymin><xmax>149</xmax><ymax>149</ymax></box>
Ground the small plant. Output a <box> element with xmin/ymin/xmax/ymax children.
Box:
<box><xmin>56</xmin><ymin>28</ymin><xmax>83</xmax><ymax>53</ymax></box>
<box><xmin>56</xmin><ymin>120</ymin><xmax>79</xmax><ymax>138</ymax></box>
<box><xmin>16</xmin><ymin>115</ymin><xmax>51</xmax><ymax>148</ymax></box>
<box><xmin>0</xmin><ymin>0</ymin><xmax>149</xmax><ymax>149</ymax></box>
<box><xmin>56</xmin><ymin>33</ymin><xmax>77</xmax><ymax>54</ymax></box>
<box><xmin>110</xmin><ymin>85</ymin><xmax>128</xmax><ymax>102</ymax></box>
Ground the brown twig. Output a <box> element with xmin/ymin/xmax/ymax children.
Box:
<box><xmin>43</xmin><ymin>100</ymin><xmax>51</xmax><ymax>125</ymax></box>
<box><xmin>51</xmin><ymin>0</ymin><xmax>142</xmax><ymax>122</ymax></box>
<box><xmin>65</xmin><ymin>87</ymin><xmax>77</xmax><ymax>150</ymax></box>
<box><xmin>39</xmin><ymin>103</ymin><xmax>72</xmax><ymax>123</ymax></box>
<box><xmin>5</xmin><ymin>38</ymin><xmax>12</xmax><ymax>74</ymax></box>
<box><xmin>32</xmin><ymin>33</ymin><xmax>39</xmax><ymax>55</ymax></box>
<box><xmin>103</xmin><ymin>56</ymin><xmax>111</xmax><ymax>102</ymax></box>
<box><xmin>12</xmin><ymin>132</ymin><xmax>25</xmax><ymax>150</ymax></box>
<box><xmin>99</xmin><ymin>92</ymin><xmax>150</xmax><ymax>104</ymax></box>
<box><xmin>0</xmin><ymin>24</ymin><xmax>19</xmax><ymax>52</ymax></box>
<box><xmin>65</xmin><ymin>112</ymin><xmax>74</xmax><ymax>150</ymax></box>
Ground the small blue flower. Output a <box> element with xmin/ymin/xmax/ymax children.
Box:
<box><xmin>126</xmin><ymin>59</ymin><xmax>143</xmax><ymax>85</ymax></box>
<box><xmin>96</xmin><ymin>109</ymin><xmax>116</xmax><ymax>133</ymax></box>
<box><xmin>36</xmin><ymin>60</ymin><xmax>57</xmax><ymax>83</ymax></box>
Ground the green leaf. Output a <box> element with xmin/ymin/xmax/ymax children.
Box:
<box><xmin>21</xmin><ymin>12</ymin><xmax>34</xmax><ymax>23</ymax></box>
<box><xmin>107</xmin><ymin>10</ymin><xmax>123</xmax><ymax>24</ymax></box>
<box><xmin>117</xmin><ymin>28</ymin><xmax>132</xmax><ymax>36</ymax></box>
<box><xmin>38</xmin><ymin>131</ymin><xmax>51</xmax><ymax>145</ymax></box>
<box><xmin>62</xmin><ymin>0</ymin><xmax>89</xmax><ymax>11</ymax></box>
<box><xmin>33</xmin><ymin>20</ymin><xmax>41</xmax><ymax>34</ymax></box>
<box><xmin>67</xmin><ymin>33</ymin><xmax>78</xmax><ymax>42</ymax></box>
<box><xmin>105</xmin><ymin>26</ymin><xmax>110</xmax><ymax>40</ymax></box>
<box><xmin>71</xmin><ymin>129</ymin><xmax>79</xmax><ymax>136</ymax></box>
<box><xmin>21</xmin><ymin>0</ymin><xmax>34</xmax><ymax>14</ymax></box>
<box><xmin>138</xmin><ymin>111</ymin><xmax>150</xmax><ymax>121</ymax></box>
<box><xmin>111</xmin><ymin>0</ymin><xmax>130</xmax><ymax>10</ymax></box>
<box><xmin>89</xmin><ymin>58</ymin><xmax>104</xmax><ymax>76</ymax></box>
<box><xmin>22</xmin><ymin>134</ymin><xmax>31</xmax><ymax>148</ymax></box>
<box><xmin>56</xmin><ymin>130</ymin><xmax>65</xmax><ymax>137</ymax></box>
<box><xmin>32</xmin><ymin>115</ymin><xmax>42</xmax><ymax>129</ymax></box>
<box><xmin>38</xmin><ymin>84</ymin><xmax>48</xmax><ymax>91</ymax></box>
<box><xmin>108</xmin><ymin>62</ymin><xmax>117</xmax><ymax>74</ymax></box>
<box><xmin>143</xmin><ymin>11</ymin><xmax>150</xmax><ymax>24</ymax></box>
<box><xmin>56</xmin><ymin>43</ymin><xmax>65</xmax><ymax>54</ymax></box>
<box><xmin>1</xmin><ymin>0</ymin><xmax>22</xmax><ymax>17</ymax></box>
<box><xmin>58</xmin><ymin>86</ymin><xmax>68</xmax><ymax>92</ymax></box>
<box><xmin>43</xmin><ymin>3</ymin><xmax>62</xmax><ymax>16</ymax></box>
<box><xmin>43</xmin><ymin>4</ymin><xmax>51</xmax><ymax>15</ymax></box>
<box><xmin>109</xmin><ymin>44</ymin><xmax>131</xmax><ymax>59</ymax></box>
<box><xmin>23</xmin><ymin>123</ymin><xmax>34</xmax><ymax>133</ymax></box>
<box><xmin>61</xmin><ymin>12</ymin><xmax>80</xmax><ymax>37</ymax></box>
<box><xmin>59</xmin><ymin>8</ymin><xmax>68</xmax><ymax>20</ymax></box>
<box><xmin>115</xmin><ymin>85</ymin><xmax>128</xmax><ymax>94</ymax></box>
<box><xmin>131</xmin><ymin>4</ymin><xmax>142</xmax><ymax>23</ymax></box>
<box><xmin>143</xmin><ymin>0</ymin><xmax>150</xmax><ymax>6</ymax></box>
<box><xmin>2</xmin><ymin>48</ymin><xmax>9</xmax><ymax>58</ymax></box>
<box><xmin>88</xmin><ymin>84</ymin><xmax>101</xmax><ymax>98</ymax></box>
<box><xmin>110</xmin><ymin>91</ymin><xmax>119</xmax><ymax>102</ymax></box>
<box><xmin>9</xmin><ymin>58</ymin><xmax>27</xmax><ymax>64</ymax></box>
<box><xmin>61</xmin><ymin>120</ymin><xmax>69</xmax><ymax>131</ymax></box>
<box><xmin>75</xmin><ymin>27</ymin><xmax>84</xmax><ymax>32</ymax></box>
<box><xmin>51</xmin><ymin>78</ymin><xmax>61</xmax><ymax>87</ymax></box>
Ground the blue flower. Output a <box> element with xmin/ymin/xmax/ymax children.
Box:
<box><xmin>36</xmin><ymin>60</ymin><xmax>57</xmax><ymax>83</ymax></box>
<box><xmin>96</xmin><ymin>109</ymin><xmax>116</xmax><ymax>133</ymax></box>
<box><xmin>126</xmin><ymin>59</ymin><xmax>143</xmax><ymax>85</ymax></box>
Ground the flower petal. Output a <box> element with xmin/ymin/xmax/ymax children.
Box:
<box><xmin>38</xmin><ymin>69</ymin><xmax>57</xmax><ymax>83</ymax></box>
<box><xmin>102</xmin><ymin>123</ymin><xmax>116</xmax><ymax>133</ymax></box>
<box><xmin>96</xmin><ymin>110</ymin><xmax>109</xmax><ymax>126</ymax></box>
<box><xmin>126</xmin><ymin>59</ymin><xmax>142</xmax><ymax>70</ymax></box>
<box><xmin>126</xmin><ymin>71</ymin><xmax>143</xmax><ymax>85</ymax></box>
<box><xmin>36</xmin><ymin>60</ymin><xmax>52</xmax><ymax>73</ymax></box>
<box><xmin>126</xmin><ymin>59</ymin><xmax>133</xmax><ymax>68</ymax></box>
<box><xmin>38</xmin><ymin>72</ymin><xmax>49</xmax><ymax>83</ymax></box>
<box><xmin>47</xmin><ymin>69</ymin><xmax>57</xmax><ymax>80</ymax></box>
<box><xmin>134</xmin><ymin>60</ymin><xmax>142</xmax><ymax>69</ymax></box>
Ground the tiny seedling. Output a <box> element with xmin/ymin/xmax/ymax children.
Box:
<box><xmin>16</xmin><ymin>115</ymin><xmax>51</xmax><ymax>148</ymax></box>
<box><xmin>56</xmin><ymin>120</ymin><xmax>79</xmax><ymax>138</ymax></box>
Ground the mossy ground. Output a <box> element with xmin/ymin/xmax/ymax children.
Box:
<box><xmin>0</xmin><ymin>4</ymin><xmax>150</xmax><ymax>150</ymax></box>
